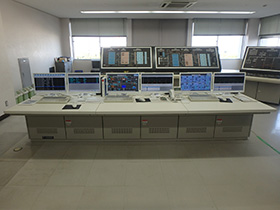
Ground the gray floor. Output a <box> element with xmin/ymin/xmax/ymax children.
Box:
<box><xmin>0</xmin><ymin>105</ymin><xmax>280</xmax><ymax>210</ymax></box>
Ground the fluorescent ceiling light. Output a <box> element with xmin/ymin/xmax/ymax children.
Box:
<box><xmin>81</xmin><ymin>10</ymin><xmax>255</xmax><ymax>15</ymax></box>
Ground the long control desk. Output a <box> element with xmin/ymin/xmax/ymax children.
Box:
<box><xmin>5</xmin><ymin>94</ymin><xmax>275</xmax><ymax>141</ymax></box>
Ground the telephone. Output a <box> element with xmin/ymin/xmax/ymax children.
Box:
<box><xmin>169</xmin><ymin>89</ymin><xmax>175</xmax><ymax>100</ymax></box>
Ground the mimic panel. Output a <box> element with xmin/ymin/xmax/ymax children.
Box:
<box><xmin>101</xmin><ymin>47</ymin><xmax>152</xmax><ymax>69</ymax></box>
<box><xmin>241</xmin><ymin>47</ymin><xmax>280</xmax><ymax>72</ymax></box>
<box><xmin>156</xmin><ymin>47</ymin><xmax>220</xmax><ymax>70</ymax></box>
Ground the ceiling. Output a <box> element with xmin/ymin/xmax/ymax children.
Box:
<box><xmin>14</xmin><ymin>0</ymin><xmax>280</xmax><ymax>19</ymax></box>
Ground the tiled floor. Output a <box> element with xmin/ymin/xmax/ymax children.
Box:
<box><xmin>0</xmin><ymin>105</ymin><xmax>279</xmax><ymax>210</ymax></box>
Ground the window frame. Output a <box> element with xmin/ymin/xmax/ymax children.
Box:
<box><xmin>191</xmin><ymin>35</ymin><xmax>245</xmax><ymax>59</ymax></box>
<box><xmin>72</xmin><ymin>36</ymin><xmax>127</xmax><ymax>60</ymax></box>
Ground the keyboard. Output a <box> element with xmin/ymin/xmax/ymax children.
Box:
<box><xmin>104</xmin><ymin>95</ymin><xmax>134</xmax><ymax>103</ymax></box>
<box><xmin>188</xmin><ymin>94</ymin><xmax>219</xmax><ymax>102</ymax></box>
<box><xmin>37</xmin><ymin>96</ymin><xmax>70</xmax><ymax>104</ymax></box>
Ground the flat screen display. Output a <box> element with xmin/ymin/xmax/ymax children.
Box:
<box><xmin>141</xmin><ymin>73</ymin><xmax>173</xmax><ymax>92</ymax></box>
<box><xmin>106</xmin><ymin>73</ymin><xmax>139</xmax><ymax>92</ymax></box>
<box><xmin>213</xmin><ymin>72</ymin><xmax>245</xmax><ymax>92</ymax></box>
<box><xmin>68</xmin><ymin>73</ymin><xmax>100</xmax><ymax>92</ymax></box>
<box><xmin>34</xmin><ymin>73</ymin><xmax>66</xmax><ymax>92</ymax></box>
<box><xmin>180</xmin><ymin>73</ymin><xmax>212</xmax><ymax>91</ymax></box>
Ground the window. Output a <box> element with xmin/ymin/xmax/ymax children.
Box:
<box><xmin>73</xmin><ymin>37</ymin><xmax>127</xmax><ymax>59</ymax></box>
<box><xmin>192</xmin><ymin>36</ymin><xmax>243</xmax><ymax>59</ymax></box>
<box><xmin>259</xmin><ymin>37</ymin><xmax>280</xmax><ymax>46</ymax></box>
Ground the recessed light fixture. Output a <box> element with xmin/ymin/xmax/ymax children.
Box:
<box><xmin>81</xmin><ymin>10</ymin><xmax>255</xmax><ymax>15</ymax></box>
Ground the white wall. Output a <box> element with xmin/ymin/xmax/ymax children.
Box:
<box><xmin>0</xmin><ymin>0</ymin><xmax>63</xmax><ymax>92</ymax></box>
<box><xmin>0</xmin><ymin>10</ymin><xmax>15</xmax><ymax>115</ymax></box>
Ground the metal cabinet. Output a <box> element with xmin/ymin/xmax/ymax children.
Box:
<box><xmin>141</xmin><ymin>116</ymin><xmax>178</xmax><ymax>139</ymax></box>
<box><xmin>178</xmin><ymin>115</ymin><xmax>215</xmax><ymax>139</ymax></box>
<box><xmin>103</xmin><ymin>116</ymin><xmax>140</xmax><ymax>139</ymax></box>
<box><xmin>26</xmin><ymin>116</ymin><xmax>66</xmax><ymax>140</ymax></box>
<box><xmin>214</xmin><ymin>114</ymin><xmax>253</xmax><ymax>139</ymax></box>
<box><xmin>65</xmin><ymin>116</ymin><xmax>102</xmax><ymax>140</ymax></box>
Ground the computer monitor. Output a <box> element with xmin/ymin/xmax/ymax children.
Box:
<box><xmin>180</xmin><ymin>72</ymin><xmax>212</xmax><ymax>91</ymax></box>
<box><xmin>213</xmin><ymin>72</ymin><xmax>246</xmax><ymax>92</ymax></box>
<box><xmin>141</xmin><ymin>73</ymin><xmax>173</xmax><ymax>92</ymax></box>
<box><xmin>67</xmin><ymin>73</ymin><xmax>100</xmax><ymax>93</ymax></box>
<box><xmin>33</xmin><ymin>73</ymin><xmax>66</xmax><ymax>93</ymax></box>
<box><xmin>106</xmin><ymin>73</ymin><xmax>139</xmax><ymax>94</ymax></box>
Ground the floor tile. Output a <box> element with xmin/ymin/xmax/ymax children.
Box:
<box><xmin>77</xmin><ymin>186</ymin><xmax>124</xmax><ymax>210</ymax></box>
<box><xmin>64</xmin><ymin>143</ymin><xmax>98</xmax><ymax>160</ymax></box>
<box><xmin>127</xmin><ymin>144</ymin><xmax>160</xmax><ymax>159</ymax></box>
<box><xmin>194</xmin><ymin>158</ymin><xmax>243</xmax><ymax>185</ymax></box>
<box><xmin>166</xmin><ymin>185</ymin><xmax>216</xmax><ymax>210</ymax></box>
<box><xmin>1</xmin><ymin>136</ymin><xmax>42</xmax><ymax>160</ymax></box>
<box><xmin>207</xmin><ymin>183</ymin><xmax>280</xmax><ymax>208</ymax></box>
<box><xmin>0</xmin><ymin>186</ymin><xmax>42</xmax><ymax>210</ymax></box>
<box><xmin>31</xmin><ymin>186</ymin><xmax>84</xmax><ymax>210</ymax></box>
<box><xmin>8</xmin><ymin>160</ymin><xmax>61</xmax><ymax>186</ymax></box>
<box><xmin>95</xmin><ymin>144</ymin><xmax>128</xmax><ymax>159</ymax></box>
<box><xmin>47</xmin><ymin>160</ymin><xmax>93</xmax><ymax>186</ymax></box>
<box><xmin>32</xmin><ymin>142</ymin><xmax>71</xmax><ymax>159</ymax></box>
<box><xmin>0</xmin><ymin>161</ymin><xmax>25</xmax><ymax>186</ymax></box>
<box><xmin>124</xmin><ymin>186</ymin><xmax>171</xmax><ymax>210</ymax></box>
<box><xmin>161</xmin><ymin>160</ymin><xmax>204</xmax><ymax>186</ymax></box>
<box><xmin>157</xmin><ymin>143</ymin><xmax>190</xmax><ymax>159</ymax></box>
<box><xmin>125</xmin><ymin>160</ymin><xmax>164</xmax><ymax>186</ymax></box>
<box><xmin>87</xmin><ymin>160</ymin><xmax>126</xmax><ymax>186</ymax></box>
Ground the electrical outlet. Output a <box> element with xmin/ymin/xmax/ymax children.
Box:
<box><xmin>5</xmin><ymin>100</ymin><xmax>8</xmax><ymax>107</ymax></box>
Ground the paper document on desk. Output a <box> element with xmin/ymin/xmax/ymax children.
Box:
<box><xmin>233</xmin><ymin>95</ymin><xmax>254</xmax><ymax>102</ymax></box>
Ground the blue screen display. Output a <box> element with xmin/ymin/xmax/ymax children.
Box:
<box><xmin>181</xmin><ymin>73</ymin><xmax>212</xmax><ymax>91</ymax></box>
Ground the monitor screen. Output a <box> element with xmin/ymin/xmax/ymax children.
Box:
<box><xmin>33</xmin><ymin>73</ymin><xmax>66</xmax><ymax>92</ymax></box>
<box><xmin>213</xmin><ymin>72</ymin><xmax>245</xmax><ymax>92</ymax></box>
<box><xmin>180</xmin><ymin>73</ymin><xmax>212</xmax><ymax>91</ymax></box>
<box><xmin>68</xmin><ymin>73</ymin><xmax>100</xmax><ymax>92</ymax></box>
<box><xmin>141</xmin><ymin>73</ymin><xmax>173</xmax><ymax>92</ymax></box>
<box><xmin>106</xmin><ymin>73</ymin><xmax>139</xmax><ymax>92</ymax></box>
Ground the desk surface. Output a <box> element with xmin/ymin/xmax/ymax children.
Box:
<box><xmin>5</xmin><ymin>94</ymin><xmax>276</xmax><ymax>115</ymax></box>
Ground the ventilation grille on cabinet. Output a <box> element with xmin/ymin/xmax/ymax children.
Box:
<box><xmin>223</xmin><ymin>127</ymin><xmax>243</xmax><ymax>133</ymax></box>
<box><xmin>160</xmin><ymin>1</ymin><xmax>197</xmax><ymax>9</ymax></box>
<box><xmin>111</xmin><ymin>128</ymin><xmax>133</xmax><ymax>134</ymax></box>
<box><xmin>149</xmin><ymin>127</ymin><xmax>170</xmax><ymax>134</ymax></box>
<box><xmin>186</xmin><ymin>127</ymin><xmax>207</xmax><ymax>133</ymax></box>
<box><xmin>37</xmin><ymin>128</ymin><xmax>57</xmax><ymax>134</ymax></box>
<box><xmin>74</xmin><ymin>128</ymin><xmax>95</xmax><ymax>134</ymax></box>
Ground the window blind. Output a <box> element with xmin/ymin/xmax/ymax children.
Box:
<box><xmin>71</xmin><ymin>18</ymin><xmax>127</xmax><ymax>36</ymax></box>
<box><xmin>259</xmin><ymin>15</ymin><xmax>280</xmax><ymax>36</ymax></box>
<box><xmin>193</xmin><ymin>19</ymin><xmax>246</xmax><ymax>35</ymax></box>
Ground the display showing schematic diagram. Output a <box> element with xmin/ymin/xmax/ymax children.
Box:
<box><xmin>241</xmin><ymin>47</ymin><xmax>280</xmax><ymax>72</ymax></box>
<box><xmin>155</xmin><ymin>47</ymin><xmax>220</xmax><ymax>71</ymax></box>
<box><xmin>102</xmin><ymin>47</ymin><xmax>152</xmax><ymax>69</ymax></box>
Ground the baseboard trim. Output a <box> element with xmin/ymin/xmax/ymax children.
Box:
<box><xmin>0</xmin><ymin>114</ymin><xmax>10</xmax><ymax>121</ymax></box>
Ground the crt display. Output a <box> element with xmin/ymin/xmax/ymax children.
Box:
<box><xmin>181</xmin><ymin>73</ymin><xmax>212</xmax><ymax>91</ymax></box>
<box><xmin>68</xmin><ymin>74</ymin><xmax>100</xmax><ymax>92</ymax></box>
<box><xmin>213</xmin><ymin>73</ymin><xmax>245</xmax><ymax>92</ymax></box>
<box><xmin>107</xmin><ymin>73</ymin><xmax>139</xmax><ymax>92</ymax></box>
<box><xmin>141</xmin><ymin>74</ymin><xmax>173</xmax><ymax>92</ymax></box>
<box><xmin>34</xmin><ymin>73</ymin><xmax>66</xmax><ymax>91</ymax></box>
